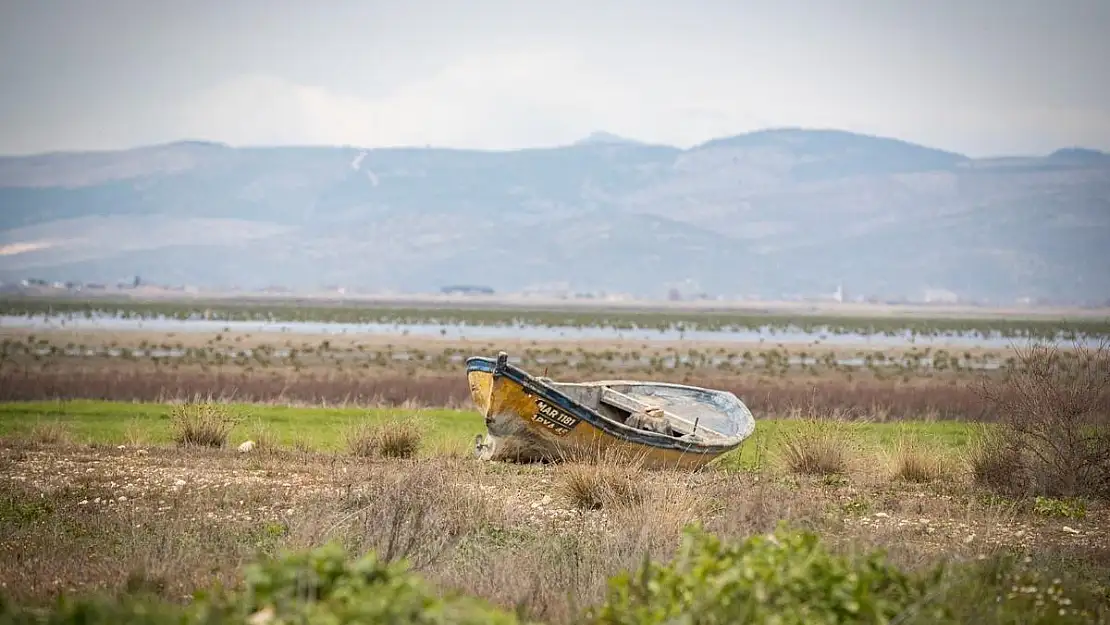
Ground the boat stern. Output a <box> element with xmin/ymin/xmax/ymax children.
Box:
<box><xmin>466</xmin><ymin>361</ymin><xmax>496</xmax><ymax>418</ymax></box>
<box><xmin>465</xmin><ymin>353</ymin><xmax>567</xmax><ymax>462</ymax></box>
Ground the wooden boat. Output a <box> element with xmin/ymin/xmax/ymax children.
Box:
<box><xmin>466</xmin><ymin>352</ymin><xmax>756</xmax><ymax>470</ymax></box>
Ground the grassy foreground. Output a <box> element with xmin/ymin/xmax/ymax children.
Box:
<box><xmin>1</xmin><ymin>425</ymin><xmax>1106</xmax><ymax>624</ymax></box>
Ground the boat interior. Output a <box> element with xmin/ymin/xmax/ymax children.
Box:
<box><xmin>537</xmin><ymin>378</ymin><xmax>746</xmax><ymax>443</ymax></box>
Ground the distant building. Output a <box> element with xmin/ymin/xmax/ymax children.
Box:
<box><xmin>441</xmin><ymin>285</ymin><xmax>495</xmax><ymax>295</ymax></box>
<box><xmin>923</xmin><ymin>288</ymin><xmax>959</xmax><ymax>304</ymax></box>
<box><xmin>520</xmin><ymin>282</ymin><xmax>572</xmax><ymax>298</ymax></box>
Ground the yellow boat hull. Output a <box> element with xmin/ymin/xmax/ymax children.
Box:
<box><xmin>466</xmin><ymin>353</ymin><xmax>753</xmax><ymax>471</ymax></box>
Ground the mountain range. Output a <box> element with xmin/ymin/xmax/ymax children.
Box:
<box><xmin>1</xmin><ymin>128</ymin><xmax>1108</xmax><ymax>303</ymax></box>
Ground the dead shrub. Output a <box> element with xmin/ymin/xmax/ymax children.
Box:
<box><xmin>974</xmin><ymin>340</ymin><xmax>1110</xmax><ymax>499</ymax></box>
<box><xmin>775</xmin><ymin>419</ymin><xmax>854</xmax><ymax>476</ymax></box>
<box><xmin>169</xmin><ymin>402</ymin><xmax>238</xmax><ymax>448</ymax></box>
<box><xmin>289</xmin><ymin>436</ymin><xmax>314</xmax><ymax>456</ymax></box>
<box><xmin>293</xmin><ymin>460</ymin><xmax>497</xmax><ymax>571</ymax></box>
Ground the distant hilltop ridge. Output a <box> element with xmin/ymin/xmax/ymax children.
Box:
<box><xmin>0</xmin><ymin>127</ymin><xmax>1107</xmax><ymax>304</ymax></box>
<box><xmin>572</xmin><ymin>131</ymin><xmax>646</xmax><ymax>146</ymax></box>
<box><xmin>7</xmin><ymin>127</ymin><xmax>1107</xmax><ymax>159</ymax></box>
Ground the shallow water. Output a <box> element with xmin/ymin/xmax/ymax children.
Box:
<box><xmin>0</xmin><ymin>313</ymin><xmax>1088</xmax><ymax>350</ymax></box>
<box><xmin>15</xmin><ymin>345</ymin><xmax>1007</xmax><ymax>370</ymax></box>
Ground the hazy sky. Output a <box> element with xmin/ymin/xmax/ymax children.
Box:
<box><xmin>1</xmin><ymin>0</ymin><xmax>1108</xmax><ymax>157</ymax></box>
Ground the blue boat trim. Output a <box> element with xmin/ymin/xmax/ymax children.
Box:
<box><xmin>465</xmin><ymin>356</ymin><xmax>742</xmax><ymax>454</ymax></box>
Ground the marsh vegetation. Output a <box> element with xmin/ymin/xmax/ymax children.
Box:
<box><xmin>4</xmin><ymin>296</ymin><xmax>1109</xmax><ymax>341</ymax></box>
<box><xmin>3</xmin><ymin>327</ymin><xmax>1107</xmax><ymax>423</ymax></box>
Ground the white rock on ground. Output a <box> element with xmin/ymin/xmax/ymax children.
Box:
<box><xmin>237</xmin><ymin>440</ymin><xmax>256</xmax><ymax>453</ymax></box>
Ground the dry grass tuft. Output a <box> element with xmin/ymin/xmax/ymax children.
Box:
<box><xmin>553</xmin><ymin>440</ymin><xmax>653</xmax><ymax>467</ymax></box>
<box><xmin>168</xmin><ymin>402</ymin><xmax>238</xmax><ymax>448</ymax></box>
<box><xmin>965</xmin><ymin>425</ymin><xmax>1026</xmax><ymax>495</ymax></box>
<box><xmin>27</xmin><ymin>420</ymin><xmax>71</xmax><ymax>446</ymax></box>
<box><xmin>889</xmin><ymin>436</ymin><xmax>950</xmax><ymax>483</ymax></box>
<box><xmin>344</xmin><ymin>421</ymin><xmax>379</xmax><ymax>458</ymax></box>
<box><xmin>559</xmin><ymin>463</ymin><xmax>647</xmax><ymax>511</ymax></box>
<box><xmin>122</xmin><ymin>418</ymin><xmax>150</xmax><ymax>447</ymax></box>
<box><xmin>424</xmin><ymin>437</ymin><xmax>472</xmax><ymax>459</ymax></box>
<box><xmin>377</xmin><ymin>425</ymin><xmax>424</xmax><ymax>459</ymax></box>
<box><xmin>614</xmin><ymin>478</ymin><xmax>707</xmax><ymax>540</ymax></box>
<box><xmin>344</xmin><ymin>413</ymin><xmax>424</xmax><ymax>459</ymax></box>
<box><xmin>242</xmin><ymin>418</ymin><xmax>279</xmax><ymax>453</ymax></box>
<box><xmin>775</xmin><ymin>418</ymin><xmax>855</xmax><ymax>476</ymax></box>
<box><xmin>551</xmin><ymin>443</ymin><xmax>651</xmax><ymax>510</ymax></box>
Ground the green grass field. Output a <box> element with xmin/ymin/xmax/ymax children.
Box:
<box><xmin>0</xmin><ymin>400</ymin><xmax>484</xmax><ymax>452</ymax></box>
<box><xmin>0</xmin><ymin>399</ymin><xmax>980</xmax><ymax>470</ymax></box>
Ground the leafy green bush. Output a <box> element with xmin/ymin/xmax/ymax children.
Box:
<box><xmin>587</xmin><ymin>524</ymin><xmax>1107</xmax><ymax>625</ymax></box>
<box><xmin>0</xmin><ymin>543</ymin><xmax>520</xmax><ymax>625</ymax></box>
<box><xmin>588</xmin><ymin>524</ymin><xmax>933</xmax><ymax>625</ymax></box>
<box><xmin>1033</xmin><ymin>496</ymin><xmax>1088</xmax><ymax>520</ymax></box>
<box><xmin>205</xmin><ymin>542</ymin><xmax>519</xmax><ymax>624</ymax></box>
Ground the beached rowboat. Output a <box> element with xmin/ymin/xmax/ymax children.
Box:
<box><xmin>466</xmin><ymin>352</ymin><xmax>756</xmax><ymax>470</ymax></box>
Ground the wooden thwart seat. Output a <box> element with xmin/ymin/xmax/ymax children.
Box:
<box><xmin>599</xmin><ymin>387</ymin><xmax>726</xmax><ymax>439</ymax></box>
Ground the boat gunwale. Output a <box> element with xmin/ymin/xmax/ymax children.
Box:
<box><xmin>466</xmin><ymin>356</ymin><xmax>752</xmax><ymax>454</ymax></box>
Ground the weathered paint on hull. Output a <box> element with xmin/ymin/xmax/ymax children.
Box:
<box><xmin>466</xmin><ymin>365</ymin><xmax>736</xmax><ymax>471</ymax></box>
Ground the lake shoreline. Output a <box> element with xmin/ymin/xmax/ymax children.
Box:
<box><xmin>2</xmin><ymin>314</ymin><xmax>1099</xmax><ymax>350</ymax></box>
